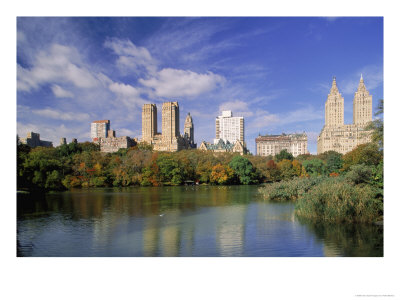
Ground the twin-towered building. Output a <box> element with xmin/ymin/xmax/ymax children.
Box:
<box><xmin>142</xmin><ymin>101</ymin><xmax>196</xmax><ymax>152</ymax></box>
<box><xmin>317</xmin><ymin>76</ymin><xmax>372</xmax><ymax>154</ymax></box>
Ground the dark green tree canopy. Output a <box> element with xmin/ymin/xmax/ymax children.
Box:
<box><xmin>275</xmin><ymin>149</ymin><xmax>294</xmax><ymax>162</ymax></box>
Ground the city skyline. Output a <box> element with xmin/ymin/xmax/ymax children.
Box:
<box><xmin>17</xmin><ymin>17</ymin><xmax>383</xmax><ymax>154</ymax></box>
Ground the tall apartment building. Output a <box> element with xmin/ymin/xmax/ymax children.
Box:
<box><xmin>142</xmin><ymin>104</ymin><xmax>157</xmax><ymax>143</ymax></box>
<box><xmin>255</xmin><ymin>133</ymin><xmax>308</xmax><ymax>157</ymax></box>
<box><xmin>215</xmin><ymin>110</ymin><xmax>244</xmax><ymax>144</ymax></box>
<box><xmin>161</xmin><ymin>102</ymin><xmax>180</xmax><ymax>143</ymax></box>
<box><xmin>317</xmin><ymin>76</ymin><xmax>372</xmax><ymax>154</ymax></box>
<box><xmin>91</xmin><ymin>120</ymin><xmax>110</xmax><ymax>142</ymax></box>
<box><xmin>141</xmin><ymin>102</ymin><xmax>195</xmax><ymax>152</ymax></box>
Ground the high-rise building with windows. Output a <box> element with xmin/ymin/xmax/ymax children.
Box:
<box><xmin>141</xmin><ymin>102</ymin><xmax>195</xmax><ymax>152</ymax></box>
<box><xmin>91</xmin><ymin>120</ymin><xmax>110</xmax><ymax>142</ymax></box>
<box><xmin>215</xmin><ymin>110</ymin><xmax>244</xmax><ymax>144</ymax></box>
<box><xmin>317</xmin><ymin>76</ymin><xmax>372</xmax><ymax>154</ymax></box>
<box><xmin>142</xmin><ymin>104</ymin><xmax>158</xmax><ymax>144</ymax></box>
<box><xmin>255</xmin><ymin>133</ymin><xmax>308</xmax><ymax>157</ymax></box>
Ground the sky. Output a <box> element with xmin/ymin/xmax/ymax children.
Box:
<box><xmin>16</xmin><ymin>17</ymin><xmax>383</xmax><ymax>154</ymax></box>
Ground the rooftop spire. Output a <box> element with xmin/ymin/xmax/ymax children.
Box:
<box><xmin>357</xmin><ymin>73</ymin><xmax>366</xmax><ymax>91</ymax></box>
<box><xmin>330</xmin><ymin>76</ymin><xmax>339</xmax><ymax>94</ymax></box>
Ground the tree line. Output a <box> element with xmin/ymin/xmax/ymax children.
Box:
<box><xmin>17</xmin><ymin>138</ymin><xmax>381</xmax><ymax>192</ymax></box>
<box><xmin>17</xmin><ymin>99</ymin><xmax>383</xmax><ymax>194</ymax></box>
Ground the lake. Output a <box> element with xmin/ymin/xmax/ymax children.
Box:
<box><xmin>17</xmin><ymin>185</ymin><xmax>383</xmax><ymax>257</ymax></box>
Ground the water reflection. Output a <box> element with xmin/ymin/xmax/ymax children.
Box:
<box><xmin>17</xmin><ymin>186</ymin><xmax>383</xmax><ymax>257</ymax></box>
<box><xmin>299</xmin><ymin>221</ymin><xmax>384</xmax><ymax>257</ymax></box>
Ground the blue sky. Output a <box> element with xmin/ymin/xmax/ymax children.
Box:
<box><xmin>17</xmin><ymin>17</ymin><xmax>383</xmax><ymax>154</ymax></box>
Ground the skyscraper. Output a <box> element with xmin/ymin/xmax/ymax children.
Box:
<box><xmin>353</xmin><ymin>74</ymin><xmax>373</xmax><ymax>126</ymax></box>
<box><xmin>141</xmin><ymin>102</ymin><xmax>194</xmax><ymax>152</ymax></box>
<box><xmin>215</xmin><ymin>110</ymin><xmax>244</xmax><ymax>144</ymax></box>
<box><xmin>325</xmin><ymin>77</ymin><xmax>344</xmax><ymax>127</ymax></box>
<box><xmin>317</xmin><ymin>76</ymin><xmax>372</xmax><ymax>154</ymax></box>
<box><xmin>161</xmin><ymin>101</ymin><xmax>179</xmax><ymax>143</ymax></box>
<box><xmin>142</xmin><ymin>104</ymin><xmax>157</xmax><ymax>143</ymax></box>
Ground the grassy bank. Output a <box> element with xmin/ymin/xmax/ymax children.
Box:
<box><xmin>259</xmin><ymin>175</ymin><xmax>383</xmax><ymax>224</ymax></box>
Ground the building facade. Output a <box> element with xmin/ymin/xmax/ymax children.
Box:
<box><xmin>184</xmin><ymin>112</ymin><xmax>195</xmax><ymax>146</ymax></box>
<box><xmin>317</xmin><ymin>76</ymin><xmax>372</xmax><ymax>154</ymax></box>
<box><xmin>142</xmin><ymin>104</ymin><xmax>157</xmax><ymax>144</ymax></box>
<box><xmin>215</xmin><ymin>110</ymin><xmax>244</xmax><ymax>144</ymax></box>
<box><xmin>19</xmin><ymin>132</ymin><xmax>53</xmax><ymax>148</ymax></box>
<box><xmin>199</xmin><ymin>139</ymin><xmax>246</xmax><ymax>155</ymax></box>
<box><xmin>99</xmin><ymin>136</ymin><xmax>137</xmax><ymax>153</ymax></box>
<box><xmin>255</xmin><ymin>133</ymin><xmax>308</xmax><ymax>157</ymax></box>
<box><xmin>91</xmin><ymin>120</ymin><xmax>110</xmax><ymax>142</ymax></box>
<box><xmin>141</xmin><ymin>102</ymin><xmax>195</xmax><ymax>152</ymax></box>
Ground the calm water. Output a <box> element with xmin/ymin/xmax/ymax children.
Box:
<box><xmin>17</xmin><ymin>185</ymin><xmax>383</xmax><ymax>257</ymax></box>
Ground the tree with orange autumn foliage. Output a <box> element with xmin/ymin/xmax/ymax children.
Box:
<box><xmin>210</xmin><ymin>163</ymin><xmax>235</xmax><ymax>185</ymax></box>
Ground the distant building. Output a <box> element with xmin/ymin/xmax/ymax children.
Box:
<box><xmin>199</xmin><ymin>139</ymin><xmax>246</xmax><ymax>155</ymax></box>
<box><xmin>141</xmin><ymin>102</ymin><xmax>194</xmax><ymax>152</ymax></box>
<box><xmin>215</xmin><ymin>110</ymin><xmax>244</xmax><ymax>144</ymax></box>
<box><xmin>71</xmin><ymin>138</ymin><xmax>78</xmax><ymax>144</ymax></box>
<box><xmin>19</xmin><ymin>132</ymin><xmax>53</xmax><ymax>148</ymax></box>
<box><xmin>255</xmin><ymin>133</ymin><xmax>308</xmax><ymax>157</ymax></box>
<box><xmin>91</xmin><ymin>120</ymin><xmax>110</xmax><ymax>142</ymax></box>
<box><xmin>99</xmin><ymin>136</ymin><xmax>137</xmax><ymax>153</ymax></box>
<box><xmin>90</xmin><ymin>119</ymin><xmax>137</xmax><ymax>153</ymax></box>
<box><xmin>184</xmin><ymin>112</ymin><xmax>197</xmax><ymax>148</ymax></box>
<box><xmin>142</xmin><ymin>104</ymin><xmax>157</xmax><ymax>144</ymax></box>
<box><xmin>317</xmin><ymin>76</ymin><xmax>372</xmax><ymax>154</ymax></box>
<box><xmin>60</xmin><ymin>137</ymin><xmax>67</xmax><ymax>145</ymax></box>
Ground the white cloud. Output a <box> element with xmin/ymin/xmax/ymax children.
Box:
<box><xmin>116</xmin><ymin>128</ymin><xmax>140</xmax><ymax>138</ymax></box>
<box><xmin>218</xmin><ymin>100</ymin><xmax>253</xmax><ymax>117</ymax></box>
<box><xmin>104</xmin><ymin>38</ymin><xmax>157</xmax><ymax>74</ymax></box>
<box><xmin>246</xmin><ymin>105</ymin><xmax>323</xmax><ymax>134</ymax></box>
<box><xmin>32</xmin><ymin>108</ymin><xmax>90</xmax><ymax>121</ymax></box>
<box><xmin>109</xmin><ymin>82</ymin><xmax>140</xmax><ymax>98</ymax></box>
<box><xmin>17</xmin><ymin>122</ymin><xmax>89</xmax><ymax>146</ymax></box>
<box><xmin>17</xmin><ymin>44</ymin><xmax>99</xmax><ymax>92</ymax></box>
<box><xmin>51</xmin><ymin>85</ymin><xmax>74</xmax><ymax>98</ymax></box>
<box><xmin>140</xmin><ymin>68</ymin><xmax>226</xmax><ymax>98</ymax></box>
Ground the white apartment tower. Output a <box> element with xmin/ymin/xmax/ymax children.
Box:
<box><xmin>91</xmin><ymin>120</ymin><xmax>110</xmax><ymax>141</ymax></box>
<box><xmin>215</xmin><ymin>110</ymin><xmax>244</xmax><ymax>144</ymax></box>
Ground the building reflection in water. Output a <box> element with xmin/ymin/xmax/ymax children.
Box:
<box><xmin>17</xmin><ymin>185</ymin><xmax>383</xmax><ymax>257</ymax></box>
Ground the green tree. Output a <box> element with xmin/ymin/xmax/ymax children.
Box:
<box><xmin>324</xmin><ymin>151</ymin><xmax>343</xmax><ymax>173</ymax></box>
<box><xmin>277</xmin><ymin>159</ymin><xmax>296</xmax><ymax>180</ymax></box>
<box><xmin>365</xmin><ymin>99</ymin><xmax>383</xmax><ymax>150</ymax></box>
<box><xmin>275</xmin><ymin>149</ymin><xmax>294</xmax><ymax>162</ymax></box>
<box><xmin>302</xmin><ymin>158</ymin><xmax>326</xmax><ymax>177</ymax></box>
<box><xmin>342</xmin><ymin>143</ymin><xmax>382</xmax><ymax>170</ymax></box>
<box><xmin>229</xmin><ymin>155</ymin><xmax>258</xmax><ymax>184</ymax></box>
<box><xmin>265</xmin><ymin>159</ymin><xmax>281</xmax><ymax>182</ymax></box>
<box><xmin>157</xmin><ymin>154</ymin><xmax>183</xmax><ymax>185</ymax></box>
<box><xmin>22</xmin><ymin>147</ymin><xmax>65</xmax><ymax>190</ymax></box>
